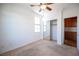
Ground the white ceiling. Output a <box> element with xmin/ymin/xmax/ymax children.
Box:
<box><xmin>27</xmin><ymin>3</ymin><xmax>79</xmax><ymax>16</ymax></box>
<box><xmin>26</xmin><ymin>3</ymin><xmax>79</xmax><ymax>21</ymax></box>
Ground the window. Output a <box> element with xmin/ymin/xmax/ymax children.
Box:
<box><xmin>43</xmin><ymin>21</ymin><xmax>47</xmax><ymax>32</ymax></box>
<box><xmin>35</xmin><ymin>17</ymin><xmax>40</xmax><ymax>32</ymax></box>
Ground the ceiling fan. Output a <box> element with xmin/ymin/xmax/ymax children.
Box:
<box><xmin>30</xmin><ymin>3</ymin><xmax>53</xmax><ymax>12</ymax></box>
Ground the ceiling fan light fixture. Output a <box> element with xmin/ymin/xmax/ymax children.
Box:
<box><xmin>40</xmin><ymin>5</ymin><xmax>46</xmax><ymax>9</ymax></box>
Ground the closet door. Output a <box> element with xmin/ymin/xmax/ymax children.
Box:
<box><xmin>51</xmin><ymin>24</ymin><xmax>57</xmax><ymax>41</ymax></box>
<box><xmin>64</xmin><ymin>17</ymin><xmax>77</xmax><ymax>47</ymax></box>
<box><xmin>50</xmin><ymin>20</ymin><xmax>57</xmax><ymax>41</ymax></box>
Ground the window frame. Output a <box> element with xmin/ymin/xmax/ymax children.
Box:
<box><xmin>43</xmin><ymin>21</ymin><xmax>47</xmax><ymax>32</ymax></box>
<box><xmin>34</xmin><ymin>16</ymin><xmax>41</xmax><ymax>32</ymax></box>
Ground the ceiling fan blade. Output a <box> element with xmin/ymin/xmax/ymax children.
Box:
<box><xmin>30</xmin><ymin>5</ymin><xmax>34</xmax><ymax>7</ymax></box>
<box><xmin>46</xmin><ymin>7</ymin><xmax>52</xmax><ymax>11</ymax></box>
<box><xmin>30</xmin><ymin>5</ymin><xmax>40</xmax><ymax>7</ymax></box>
<box><xmin>46</xmin><ymin>3</ymin><xmax>53</xmax><ymax>5</ymax></box>
<box><xmin>40</xmin><ymin>3</ymin><xmax>42</xmax><ymax>5</ymax></box>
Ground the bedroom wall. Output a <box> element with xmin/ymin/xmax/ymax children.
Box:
<box><xmin>0</xmin><ymin>4</ymin><xmax>42</xmax><ymax>54</ymax></box>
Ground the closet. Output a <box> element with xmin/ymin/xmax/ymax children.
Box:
<box><xmin>64</xmin><ymin>17</ymin><xmax>77</xmax><ymax>47</ymax></box>
<box><xmin>50</xmin><ymin>20</ymin><xmax>57</xmax><ymax>41</ymax></box>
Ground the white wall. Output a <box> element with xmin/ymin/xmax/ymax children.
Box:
<box><xmin>57</xmin><ymin>11</ymin><xmax>64</xmax><ymax>45</ymax></box>
<box><xmin>63</xmin><ymin>7</ymin><xmax>78</xmax><ymax>18</ymax></box>
<box><xmin>0</xmin><ymin>4</ymin><xmax>42</xmax><ymax>54</ymax></box>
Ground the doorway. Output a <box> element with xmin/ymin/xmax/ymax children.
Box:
<box><xmin>64</xmin><ymin>16</ymin><xmax>77</xmax><ymax>47</ymax></box>
<box><xmin>50</xmin><ymin>20</ymin><xmax>57</xmax><ymax>42</ymax></box>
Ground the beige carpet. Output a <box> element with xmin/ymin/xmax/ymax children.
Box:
<box><xmin>0</xmin><ymin>40</ymin><xmax>77</xmax><ymax>56</ymax></box>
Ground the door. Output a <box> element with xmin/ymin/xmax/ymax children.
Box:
<box><xmin>50</xmin><ymin>20</ymin><xmax>57</xmax><ymax>41</ymax></box>
<box><xmin>64</xmin><ymin>17</ymin><xmax>77</xmax><ymax>47</ymax></box>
